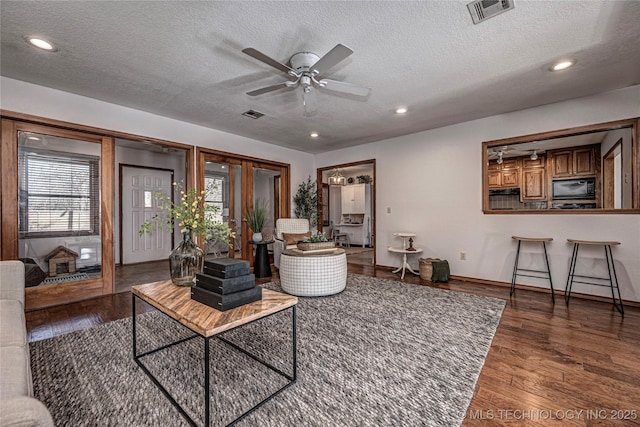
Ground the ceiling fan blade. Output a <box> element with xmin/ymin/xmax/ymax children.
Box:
<box><xmin>246</xmin><ymin>82</ymin><xmax>292</xmax><ymax>96</ymax></box>
<box><xmin>310</xmin><ymin>44</ymin><xmax>353</xmax><ymax>76</ymax></box>
<box><xmin>319</xmin><ymin>79</ymin><xmax>371</xmax><ymax>97</ymax></box>
<box><xmin>242</xmin><ymin>48</ymin><xmax>296</xmax><ymax>76</ymax></box>
<box><xmin>302</xmin><ymin>89</ymin><xmax>317</xmax><ymax>117</ymax></box>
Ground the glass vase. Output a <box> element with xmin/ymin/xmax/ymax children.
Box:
<box><xmin>169</xmin><ymin>231</ymin><xmax>204</xmax><ymax>286</ymax></box>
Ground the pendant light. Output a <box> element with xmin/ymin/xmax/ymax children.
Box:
<box><xmin>329</xmin><ymin>169</ymin><xmax>346</xmax><ymax>185</ymax></box>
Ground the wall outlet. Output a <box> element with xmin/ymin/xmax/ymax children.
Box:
<box><xmin>386</xmin><ymin>207</ymin><xmax>392</xmax><ymax>214</ymax></box>
<box><xmin>459</xmin><ymin>251</ymin><xmax>467</xmax><ymax>260</ymax></box>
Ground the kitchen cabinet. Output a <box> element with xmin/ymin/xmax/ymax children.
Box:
<box><xmin>341</xmin><ymin>184</ymin><xmax>366</xmax><ymax>213</ymax></box>
<box><xmin>338</xmin><ymin>184</ymin><xmax>372</xmax><ymax>246</ymax></box>
<box><xmin>487</xmin><ymin>159</ymin><xmax>520</xmax><ymax>188</ymax></box>
<box><xmin>522</xmin><ymin>169</ymin><xmax>546</xmax><ymax>200</ymax></box>
<box><xmin>550</xmin><ymin>146</ymin><xmax>597</xmax><ymax>178</ymax></box>
<box><xmin>521</xmin><ymin>155</ymin><xmax>546</xmax><ymax>201</ymax></box>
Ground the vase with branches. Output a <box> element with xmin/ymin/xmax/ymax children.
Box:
<box><xmin>139</xmin><ymin>182</ymin><xmax>234</xmax><ymax>286</ymax></box>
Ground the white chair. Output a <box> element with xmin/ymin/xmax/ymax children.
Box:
<box><xmin>273</xmin><ymin>218</ymin><xmax>310</xmax><ymax>269</ymax></box>
<box><xmin>331</xmin><ymin>221</ymin><xmax>350</xmax><ymax>247</ymax></box>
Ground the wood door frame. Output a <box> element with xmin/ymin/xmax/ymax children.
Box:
<box><xmin>1</xmin><ymin>111</ymin><xmax>195</xmax><ymax>309</ymax></box>
<box><xmin>118</xmin><ymin>164</ymin><xmax>175</xmax><ymax>266</ymax></box>
<box><xmin>316</xmin><ymin>159</ymin><xmax>376</xmax><ymax>267</ymax></box>
<box><xmin>603</xmin><ymin>139</ymin><xmax>623</xmax><ymax>209</ymax></box>
<box><xmin>196</xmin><ymin>148</ymin><xmax>291</xmax><ymax>265</ymax></box>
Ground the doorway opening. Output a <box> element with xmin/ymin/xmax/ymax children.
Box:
<box><xmin>317</xmin><ymin>160</ymin><xmax>376</xmax><ymax>267</ymax></box>
<box><xmin>115</xmin><ymin>139</ymin><xmax>189</xmax><ymax>292</ymax></box>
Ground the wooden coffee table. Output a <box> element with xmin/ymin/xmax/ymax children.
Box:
<box><xmin>131</xmin><ymin>280</ymin><xmax>298</xmax><ymax>426</ymax></box>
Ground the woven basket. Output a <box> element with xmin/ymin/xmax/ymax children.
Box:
<box><xmin>297</xmin><ymin>241</ymin><xmax>336</xmax><ymax>251</ymax></box>
<box><xmin>419</xmin><ymin>258</ymin><xmax>441</xmax><ymax>281</ymax></box>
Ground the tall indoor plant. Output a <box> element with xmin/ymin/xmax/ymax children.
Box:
<box><xmin>293</xmin><ymin>175</ymin><xmax>320</xmax><ymax>228</ymax></box>
<box><xmin>244</xmin><ymin>199</ymin><xmax>269</xmax><ymax>242</ymax></box>
<box><xmin>140</xmin><ymin>182</ymin><xmax>234</xmax><ymax>286</ymax></box>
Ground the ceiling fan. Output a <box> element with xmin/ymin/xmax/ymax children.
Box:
<box><xmin>488</xmin><ymin>146</ymin><xmax>532</xmax><ymax>163</ymax></box>
<box><xmin>242</xmin><ymin>44</ymin><xmax>371</xmax><ymax>116</ymax></box>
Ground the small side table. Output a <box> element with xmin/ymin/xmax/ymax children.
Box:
<box><xmin>248</xmin><ymin>240</ymin><xmax>273</xmax><ymax>278</ymax></box>
<box><xmin>565</xmin><ymin>239</ymin><xmax>623</xmax><ymax>314</ymax></box>
<box><xmin>388</xmin><ymin>246</ymin><xmax>423</xmax><ymax>280</ymax></box>
<box><xmin>510</xmin><ymin>236</ymin><xmax>555</xmax><ymax>303</ymax></box>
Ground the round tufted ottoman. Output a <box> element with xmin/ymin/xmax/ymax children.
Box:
<box><xmin>279</xmin><ymin>249</ymin><xmax>347</xmax><ymax>296</ymax></box>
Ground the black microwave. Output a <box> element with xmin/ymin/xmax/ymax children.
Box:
<box><xmin>552</xmin><ymin>178</ymin><xmax>596</xmax><ymax>200</ymax></box>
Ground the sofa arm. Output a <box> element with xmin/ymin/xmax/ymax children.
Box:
<box><xmin>0</xmin><ymin>261</ymin><xmax>25</xmax><ymax>305</ymax></box>
<box><xmin>0</xmin><ymin>396</ymin><xmax>54</xmax><ymax>427</ymax></box>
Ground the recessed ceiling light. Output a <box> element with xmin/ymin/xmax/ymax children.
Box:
<box><xmin>309</xmin><ymin>132</ymin><xmax>319</xmax><ymax>138</ymax></box>
<box><xmin>550</xmin><ymin>60</ymin><xmax>575</xmax><ymax>71</ymax></box>
<box><xmin>221</xmin><ymin>165</ymin><xmax>226</xmax><ymax>169</ymax></box>
<box><xmin>24</xmin><ymin>36</ymin><xmax>57</xmax><ymax>52</ymax></box>
<box><xmin>395</xmin><ymin>107</ymin><xmax>408</xmax><ymax>114</ymax></box>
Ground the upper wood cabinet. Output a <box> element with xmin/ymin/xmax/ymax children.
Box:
<box><xmin>550</xmin><ymin>145</ymin><xmax>597</xmax><ymax>178</ymax></box>
<box><xmin>487</xmin><ymin>159</ymin><xmax>520</xmax><ymax>188</ymax></box>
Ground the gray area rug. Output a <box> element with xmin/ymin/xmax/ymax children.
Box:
<box><xmin>30</xmin><ymin>274</ymin><xmax>505</xmax><ymax>426</ymax></box>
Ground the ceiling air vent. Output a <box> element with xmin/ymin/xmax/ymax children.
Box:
<box><xmin>242</xmin><ymin>109</ymin><xmax>264</xmax><ymax>119</ymax></box>
<box><xmin>467</xmin><ymin>0</ymin><xmax>514</xmax><ymax>24</ymax></box>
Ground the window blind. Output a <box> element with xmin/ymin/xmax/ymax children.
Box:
<box><xmin>18</xmin><ymin>149</ymin><xmax>100</xmax><ymax>237</ymax></box>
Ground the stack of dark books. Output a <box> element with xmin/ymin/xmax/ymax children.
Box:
<box><xmin>191</xmin><ymin>258</ymin><xmax>262</xmax><ymax>311</ymax></box>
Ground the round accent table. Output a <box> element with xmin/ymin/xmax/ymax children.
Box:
<box><xmin>280</xmin><ymin>249</ymin><xmax>347</xmax><ymax>296</ymax></box>
<box><xmin>387</xmin><ymin>246</ymin><xmax>423</xmax><ymax>280</ymax></box>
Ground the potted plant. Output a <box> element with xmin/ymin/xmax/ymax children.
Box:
<box><xmin>139</xmin><ymin>182</ymin><xmax>234</xmax><ymax>286</ymax></box>
<box><xmin>297</xmin><ymin>232</ymin><xmax>335</xmax><ymax>251</ymax></box>
<box><xmin>244</xmin><ymin>199</ymin><xmax>269</xmax><ymax>242</ymax></box>
<box><xmin>293</xmin><ymin>175</ymin><xmax>320</xmax><ymax>228</ymax></box>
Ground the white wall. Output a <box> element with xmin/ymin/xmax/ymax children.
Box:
<box><xmin>0</xmin><ymin>77</ymin><xmax>315</xmax><ymax>214</ymax></box>
<box><xmin>316</xmin><ymin>85</ymin><xmax>640</xmax><ymax>302</ymax></box>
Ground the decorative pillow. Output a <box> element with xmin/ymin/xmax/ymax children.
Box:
<box><xmin>281</xmin><ymin>232</ymin><xmax>311</xmax><ymax>245</ymax></box>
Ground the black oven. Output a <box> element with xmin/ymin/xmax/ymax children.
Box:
<box><xmin>552</xmin><ymin>178</ymin><xmax>596</xmax><ymax>200</ymax></box>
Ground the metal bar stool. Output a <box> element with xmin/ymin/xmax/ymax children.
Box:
<box><xmin>511</xmin><ymin>236</ymin><xmax>555</xmax><ymax>303</ymax></box>
<box><xmin>565</xmin><ymin>239</ymin><xmax>623</xmax><ymax>315</ymax></box>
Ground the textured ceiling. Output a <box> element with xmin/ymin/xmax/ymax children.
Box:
<box><xmin>2</xmin><ymin>1</ymin><xmax>639</xmax><ymax>154</ymax></box>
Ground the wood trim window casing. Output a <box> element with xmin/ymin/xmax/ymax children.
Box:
<box><xmin>482</xmin><ymin>117</ymin><xmax>640</xmax><ymax>214</ymax></box>
<box><xmin>1</xmin><ymin>112</ymin><xmax>195</xmax><ymax>309</ymax></box>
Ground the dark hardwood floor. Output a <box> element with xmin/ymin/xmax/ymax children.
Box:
<box><xmin>26</xmin><ymin>262</ymin><xmax>640</xmax><ymax>426</ymax></box>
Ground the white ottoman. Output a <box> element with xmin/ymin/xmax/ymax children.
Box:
<box><xmin>279</xmin><ymin>249</ymin><xmax>347</xmax><ymax>296</ymax></box>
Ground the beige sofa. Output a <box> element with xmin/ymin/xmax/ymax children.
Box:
<box><xmin>0</xmin><ymin>261</ymin><xmax>53</xmax><ymax>427</ymax></box>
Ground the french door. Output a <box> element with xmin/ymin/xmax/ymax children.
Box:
<box><xmin>197</xmin><ymin>149</ymin><xmax>290</xmax><ymax>264</ymax></box>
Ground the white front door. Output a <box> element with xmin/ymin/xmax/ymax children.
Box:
<box><xmin>121</xmin><ymin>166</ymin><xmax>173</xmax><ymax>264</ymax></box>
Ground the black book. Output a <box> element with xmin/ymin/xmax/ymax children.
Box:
<box><xmin>195</xmin><ymin>272</ymin><xmax>255</xmax><ymax>294</ymax></box>
<box><xmin>191</xmin><ymin>286</ymin><xmax>262</xmax><ymax>311</ymax></box>
<box><xmin>203</xmin><ymin>258</ymin><xmax>250</xmax><ymax>279</ymax></box>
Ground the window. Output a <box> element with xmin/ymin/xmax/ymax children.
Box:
<box><xmin>18</xmin><ymin>148</ymin><xmax>100</xmax><ymax>237</ymax></box>
<box><xmin>204</xmin><ymin>174</ymin><xmax>225</xmax><ymax>223</ymax></box>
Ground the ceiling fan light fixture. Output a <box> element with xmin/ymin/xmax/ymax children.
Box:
<box><xmin>24</xmin><ymin>36</ymin><xmax>57</xmax><ymax>51</ymax></box>
<box><xmin>550</xmin><ymin>60</ymin><xmax>575</xmax><ymax>71</ymax></box>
